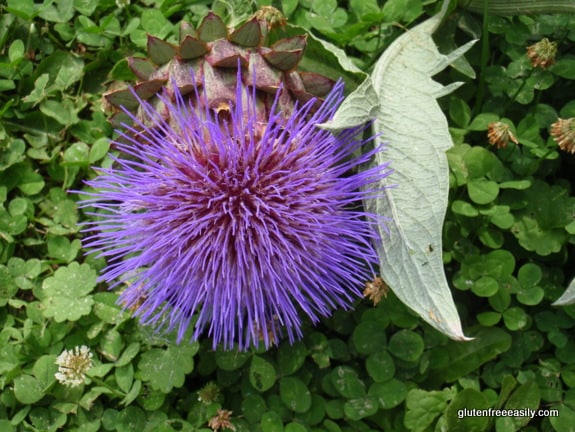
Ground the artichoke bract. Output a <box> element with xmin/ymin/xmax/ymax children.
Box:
<box><xmin>104</xmin><ymin>7</ymin><xmax>334</xmax><ymax>130</ymax></box>
<box><xmin>84</xmin><ymin>8</ymin><xmax>391</xmax><ymax>350</ymax></box>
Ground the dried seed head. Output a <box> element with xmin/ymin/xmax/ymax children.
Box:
<box><xmin>55</xmin><ymin>346</ymin><xmax>94</xmax><ymax>387</ymax></box>
<box><xmin>255</xmin><ymin>316</ymin><xmax>280</xmax><ymax>347</ymax></box>
<box><xmin>364</xmin><ymin>276</ymin><xmax>389</xmax><ymax>305</ymax></box>
<box><xmin>487</xmin><ymin>122</ymin><xmax>518</xmax><ymax>149</ymax></box>
<box><xmin>551</xmin><ymin>118</ymin><xmax>575</xmax><ymax>154</ymax></box>
<box><xmin>208</xmin><ymin>409</ymin><xmax>236</xmax><ymax>431</ymax></box>
<box><xmin>527</xmin><ymin>38</ymin><xmax>557</xmax><ymax>69</ymax></box>
<box><xmin>253</xmin><ymin>6</ymin><xmax>287</xmax><ymax>30</ymax></box>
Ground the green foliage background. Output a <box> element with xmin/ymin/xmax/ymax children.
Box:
<box><xmin>1</xmin><ymin>0</ymin><xmax>575</xmax><ymax>431</ymax></box>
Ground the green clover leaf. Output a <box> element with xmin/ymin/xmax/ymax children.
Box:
<box><xmin>41</xmin><ymin>262</ymin><xmax>96</xmax><ymax>322</ymax></box>
<box><xmin>137</xmin><ymin>343</ymin><xmax>199</xmax><ymax>393</ymax></box>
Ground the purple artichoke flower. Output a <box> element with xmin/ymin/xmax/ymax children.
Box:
<box><xmin>81</xmin><ymin>68</ymin><xmax>391</xmax><ymax>350</ymax></box>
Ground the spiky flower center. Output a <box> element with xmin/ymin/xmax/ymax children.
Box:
<box><xmin>159</xmin><ymin>115</ymin><xmax>328</xmax><ymax>271</ymax></box>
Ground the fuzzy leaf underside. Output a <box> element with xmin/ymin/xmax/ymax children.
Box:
<box><xmin>319</xmin><ymin>77</ymin><xmax>379</xmax><ymax>131</ymax></box>
<box><xmin>553</xmin><ymin>277</ymin><xmax>575</xmax><ymax>306</ymax></box>
<box><xmin>367</xmin><ymin>1</ymin><xmax>476</xmax><ymax>340</ymax></box>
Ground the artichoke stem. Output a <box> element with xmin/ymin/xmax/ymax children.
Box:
<box><xmin>459</xmin><ymin>0</ymin><xmax>575</xmax><ymax>15</ymax></box>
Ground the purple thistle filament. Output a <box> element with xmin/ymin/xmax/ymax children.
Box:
<box><xmin>81</xmin><ymin>69</ymin><xmax>391</xmax><ymax>350</ymax></box>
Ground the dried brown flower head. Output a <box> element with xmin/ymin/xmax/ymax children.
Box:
<box><xmin>253</xmin><ymin>6</ymin><xmax>287</xmax><ymax>30</ymax></box>
<box><xmin>208</xmin><ymin>409</ymin><xmax>236</xmax><ymax>431</ymax></box>
<box><xmin>551</xmin><ymin>118</ymin><xmax>575</xmax><ymax>154</ymax></box>
<box><xmin>363</xmin><ymin>276</ymin><xmax>389</xmax><ymax>305</ymax></box>
<box><xmin>527</xmin><ymin>38</ymin><xmax>557</xmax><ymax>69</ymax></box>
<box><xmin>487</xmin><ymin>122</ymin><xmax>518</xmax><ymax>149</ymax></box>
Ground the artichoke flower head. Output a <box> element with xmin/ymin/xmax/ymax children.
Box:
<box><xmin>85</xmin><ymin>7</ymin><xmax>391</xmax><ymax>350</ymax></box>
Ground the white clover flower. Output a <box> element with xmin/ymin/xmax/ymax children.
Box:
<box><xmin>115</xmin><ymin>0</ymin><xmax>130</xmax><ymax>9</ymax></box>
<box><xmin>55</xmin><ymin>345</ymin><xmax>94</xmax><ymax>387</ymax></box>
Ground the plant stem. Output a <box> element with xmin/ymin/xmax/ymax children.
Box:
<box><xmin>459</xmin><ymin>0</ymin><xmax>575</xmax><ymax>15</ymax></box>
<box><xmin>531</xmin><ymin>147</ymin><xmax>557</xmax><ymax>172</ymax></box>
<box><xmin>472</xmin><ymin>0</ymin><xmax>489</xmax><ymax>117</ymax></box>
<box><xmin>503</xmin><ymin>69</ymin><xmax>534</xmax><ymax>111</ymax></box>
<box><xmin>86</xmin><ymin>374</ymin><xmax>126</xmax><ymax>398</ymax></box>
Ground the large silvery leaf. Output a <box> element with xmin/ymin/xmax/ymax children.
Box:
<box><xmin>366</xmin><ymin>1</ymin><xmax>476</xmax><ymax>340</ymax></box>
<box><xmin>553</xmin><ymin>277</ymin><xmax>575</xmax><ymax>306</ymax></box>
